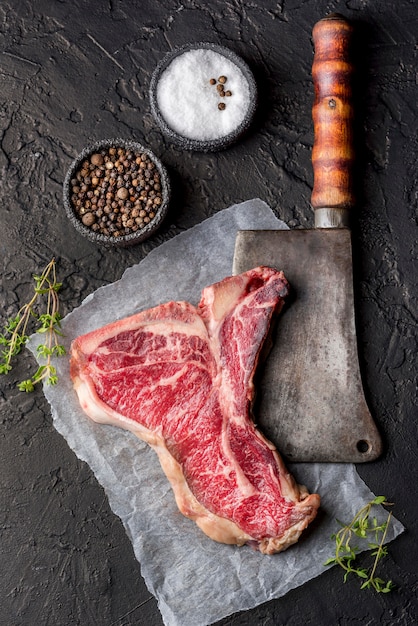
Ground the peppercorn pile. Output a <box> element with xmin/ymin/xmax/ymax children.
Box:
<box><xmin>69</xmin><ymin>146</ymin><xmax>164</xmax><ymax>238</ymax></box>
<box><xmin>209</xmin><ymin>75</ymin><xmax>232</xmax><ymax>110</ymax></box>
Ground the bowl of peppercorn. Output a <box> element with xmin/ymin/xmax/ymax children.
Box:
<box><xmin>149</xmin><ymin>42</ymin><xmax>257</xmax><ymax>152</ymax></box>
<box><xmin>63</xmin><ymin>138</ymin><xmax>170</xmax><ymax>247</ymax></box>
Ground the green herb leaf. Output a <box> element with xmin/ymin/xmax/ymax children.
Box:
<box><xmin>18</xmin><ymin>379</ymin><xmax>35</xmax><ymax>392</ymax></box>
<box><xmin>372</xmin><ymin>496</ymin><xmax>388</xmax><ymax>505</ymax></box>
<box><xmin>53</xmin><ymin>345</ymin><xmax>66</xmax><ymax>357</ymax></box>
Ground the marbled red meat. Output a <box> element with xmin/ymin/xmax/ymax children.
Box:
<box><xmin>70</xmin><ymin>267</ymin><xmax>320</xmax><ymax>554</ymax></box>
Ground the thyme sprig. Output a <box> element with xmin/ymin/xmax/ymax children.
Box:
<box><xmin>0</xmin><ymin>259</ymin><xmax>65</xmax><ymax>391</ymax></box>
<box><xmin>324</xmin><ymin>495</ymin><xmax>395</xmax><ymax>593</ymax></box>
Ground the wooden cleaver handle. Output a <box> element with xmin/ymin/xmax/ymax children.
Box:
<box><xmin>311</xmin><ymin>14</ymin><xmax>355</xmax><ymax>228</ymax></box>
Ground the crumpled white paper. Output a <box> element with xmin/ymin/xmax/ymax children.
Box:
<box><xmin>31</xmin><ymin>199</ymin><xmax>404</xmax><ymax>626</ymax></box>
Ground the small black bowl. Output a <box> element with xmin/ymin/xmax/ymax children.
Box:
<box><xmin>63</xmin><ymin>138</ymin><xmax>170</xmax><ymax>247</ymax></box>
<box><xmin>149</xmin><ymin>42</ymin><xmax>257</xmax><ymax>152</ymax></box>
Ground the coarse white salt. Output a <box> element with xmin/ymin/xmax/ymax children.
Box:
<box><xmin>156</xmin><ymin>48</ymin><xmax>252</xmax><ymax>142</ymax></box>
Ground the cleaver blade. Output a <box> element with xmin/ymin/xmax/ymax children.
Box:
<box><xmin>233</xmin><ymin>15</ymin><xmax>383</xmax><ymax>463</ymax></box>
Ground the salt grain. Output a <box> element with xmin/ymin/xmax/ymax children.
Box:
<box><xmin>156</xmin><ymin>48</ymin><xmax>251</xmax><ymax>141</ymax></box>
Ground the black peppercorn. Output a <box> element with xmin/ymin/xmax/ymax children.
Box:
<box><xmin>82</xmin><ymin>212</ymin><xmax>96</xmax><ymax>226</ymax></box>
<box><xmin>90</xmin><ymin>153</ymin><xmax>104</xmax><ymax>166</ymax></box>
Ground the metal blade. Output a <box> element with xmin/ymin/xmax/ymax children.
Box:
<box><xmin>233</xmin><ymin>229</ymin><xmax>383</xmax><ymax>463</ymax></box>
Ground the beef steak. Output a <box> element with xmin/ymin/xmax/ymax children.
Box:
<box><xmin>70</xmin><ymin>266</ymin><xmax>320</xmax><ymax>554</ymax></box>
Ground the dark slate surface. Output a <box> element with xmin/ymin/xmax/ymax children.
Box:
<box><xmin>1</xmin><ymin>1</ymin><xmax>417</xmax><ymax>625</ymax></box>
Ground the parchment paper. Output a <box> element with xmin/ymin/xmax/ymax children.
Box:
<box><xmin>31</xmin><ymin>199</ymin><xmax>404</xmax><ymax>626</ymax></box>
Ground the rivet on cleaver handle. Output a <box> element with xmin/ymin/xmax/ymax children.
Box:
<box><xmin>232</xmin><ymin>15</ymin><xmax>383</xmax><ymax>463</ymax></box>
<box><xmin>312</xmin><ymin>14</ymin><xmax>355</xmax><ymax>229</ymax></box>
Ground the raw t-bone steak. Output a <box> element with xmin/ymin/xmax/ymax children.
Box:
<box><xmin>70</xmin><ymin>267</ymin><xmax>320</xmax><ymax>554</ymax></box>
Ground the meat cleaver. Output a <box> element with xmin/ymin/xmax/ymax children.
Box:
<box><xmin>232</xmin><ymin>14</ymin><xmax>383</xmax><ymax>462</ymax></box>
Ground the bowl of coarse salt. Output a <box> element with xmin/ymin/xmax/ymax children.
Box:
<box><xmin>149</xmin><ymin>42</ymin><xmax>257</xmax><ymax>152</ymax></box>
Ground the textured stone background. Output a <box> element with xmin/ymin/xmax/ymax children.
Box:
<box><xmin>1</xmin><ymin>1</ymin><xmax>417</xmax><ymax>624</ymax></box>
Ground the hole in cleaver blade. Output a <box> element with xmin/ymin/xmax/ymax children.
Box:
<box><xmin>233</xmin><ymin>229</ymin><xmax>383</xmax><ymax>463</ymax></box>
